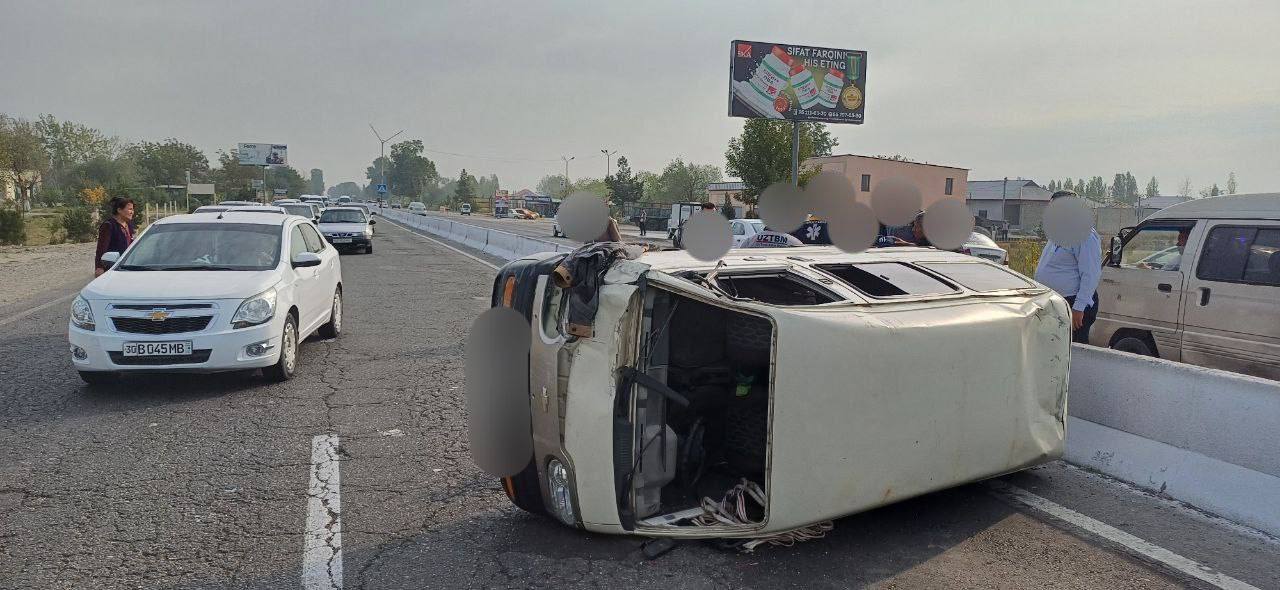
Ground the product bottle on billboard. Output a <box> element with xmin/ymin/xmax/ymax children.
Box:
<box><xmin>729</xmin><ymin>40</ymin><xmax>867</xmax><ymax>125</ymax></box>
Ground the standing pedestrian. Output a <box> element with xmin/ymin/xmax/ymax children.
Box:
<box><xmin>95</xmin><ymin>197</ymin><xmax>135</xmax><ymax>277</ymax></box>
<box><xmin>1034</xmin><ymin>190</ymin><xmax>1103</xmax><ymax>344</ymax></box>
<box><xmin>638</xmin><ymin>209</ymin><xmax>648</xmax><ymax>236</ymax></box>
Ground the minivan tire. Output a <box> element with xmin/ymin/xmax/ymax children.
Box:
<box><xmin>263</xmin><ymin>315</ymin><xmax>298</xmax><ymax>382</ymax></box>
<box><xmin>1112</xmin><ymin>335</ymin><xmax>1154</xmax><ymax>357</ymax></box>
<box><xmin>504</xmin><ymin>459</ymin><xmax>547</xmax><ymax>515</ymax></box>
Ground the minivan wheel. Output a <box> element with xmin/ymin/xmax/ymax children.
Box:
<box><xmin>1112</xmin><ymin>335</ymin><xmax>1154</xmax><ymax>356</ymax></box>
<box><xmin>264</xmin><ymin>315</ymin><xmax>298</xmax><ymax>382</ymax></box>
<box><xmin>318</xmin><ymin>289</ymin><xmax>342</xmax><ymax>339</ymax></box>
<box><xmin>503</xmin><ymin>459</ymin><xmax>546</xmax><ymax>516</ymax></box>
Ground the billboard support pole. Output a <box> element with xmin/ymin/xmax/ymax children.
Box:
<box><xmin>791</xmin><ymin>121</ymin><xmax>800</xmax><ymax>187</ymax></box>
<box><xmin>262</xmin><ymin>166</ymin><xmax>269</xmax><ymax>203</ymax></box>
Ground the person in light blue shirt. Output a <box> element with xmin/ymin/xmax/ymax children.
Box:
<box><xmin>1035</xmin><ymin>191</ymin><xmax>1103</xmax><ymax>343</ymax></box>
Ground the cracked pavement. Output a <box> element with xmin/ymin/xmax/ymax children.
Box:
<box><xmin>1</xmin><ymin>220</ymin><xmax>1277</xmax><ymax>589</ymax></box>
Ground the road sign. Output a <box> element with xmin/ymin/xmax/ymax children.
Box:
<box><xmin>273</xmin><ymin>189</ymin><xmax>288</xmax><ymax>196</ymax></box>
<box><xmin>251</xmin><ymin>179</ymin><xmax>265</xmax><ymax>189</ymax></box>
<box><xmin>237</xmin><ymin>143</ymin><xmax>288</xmax><ymax>166</ymax></box>
<box><xmin>376</xmin><ymin>184</ymin><xmax>388</xmax><ymax>194</ymax></box>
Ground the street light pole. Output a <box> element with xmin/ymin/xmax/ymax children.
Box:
<box><xmin>561</xmin><ymin>155</ymin><xmax>574</xmax><ymax>197</ymax></box>
<box><xmin>370</xmin><ymin>124</ymin><xmax>404</xmax><ymax>199</ymax></box>
<box><xmin>601</xmin><ymin>149</ymin><xmax>617</xmax><ymax>180</ymax></box>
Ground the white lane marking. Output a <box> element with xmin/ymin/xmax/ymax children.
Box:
<box><xmin>303</xmin><ymin>434</ymin><xmax>343</xmax><ymax>590</ymax></box>
<box><xmin>380</xmin><ymin>216</ymin><xmax>499</xmax><ymax>270</ymax></box>
<box><xmin>988</xmin><ymin>481</ymin><xmax>1259</xmax><ymax>590</ymax></box>
<box><xmin>0</xmin><ymin>291</ymin><xmax>77</xmax><ymax>328</ymax></box>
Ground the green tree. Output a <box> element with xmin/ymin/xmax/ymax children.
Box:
<box><xmin>365</xmin><ymin>156</ymin><xmax>392</xmax><ymax>191</ymax></box>
<box><xmin>310</xmin><ymin>169</ymin><xmax>324</xmax><ymax>195</ymax></box>
<box><xmin>1178</xmin><ymin>177</ymin><xmax>1193</xmax><ymax>198</ymax></box>
<box><xmin>569</xmin><ymin>177</ymin><xmax>608</xmax><ymax>200</ymax></box>
<box><xmin>1226</xmin><ymin>172</ymin><xmax>1238</xmax><ymax>195</ymax></box>
<box><xmin>267</xmin><ymin>166</ymin><xmax>308</xmax><ymax>197</ymax></box>
<box><xmin>605</xmin><ymin>156</ymin><xmax>644</xmax><ymax>213</ymax></box>
<box><xmin>125</xmin><ymin>139</ymin><xmax>209</xmax><ymax>187</ymax></box>
<box><xmin>724</xmin><ymin>119</ymin><xmax>837</xmax><ymax>208</ymax></box>
<box><xmin>34</xmin><ymin>114</ymin><xmax>117</xmax><ymax>195</ymax></box>
<box><xmin>652</xmin><ymin>158</ymin><xmax>723</xmax><ymax>203</ymax></box>
<box><xmin>455</xmin><ymin>168</ymin><xmax>476</xmax><ymax>205</ymax></box>
<box><xmin>0</xmin><ymin>115</ymin><xmax>49</xmax><ymax>213</ymax></box>
<box><xmin>209</xmin><ymin>150</ymin><xmax>263</xmax><ymax>202</ymax></box>
<box><xmin>474</xmin><ymin>174</ymin><xmax>499</xmax><ymax>201</ymax></box>
<box><xmin>1145</xmin><ymin>176</ymin><xmax>1159</xmax><ymax>197</ymax></box>
<box><xmin>387</xmin><ymin>140</ymin><xmax>440</xmax><ymax>199</ymax></box>
<box><xmin>536</xmin><ymin>174</ymin><xmax>568</xmax><ymax>196</ymax></box>
<box><xmin>328</xmin><ymin>181</ymin><xmax>362</xmax><ymax>198</ymax></box>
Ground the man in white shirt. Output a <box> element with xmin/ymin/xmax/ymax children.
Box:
<box><xmin>1034</xmin><ymin>191</ymin><xmax>1103</xmax><ymax>344</ymax></box>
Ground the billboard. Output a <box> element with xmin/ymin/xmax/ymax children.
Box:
<box><xmin>237</xmin><ymin>143</ymin><xmax>288</xmax><ymax>166</ymax></box>
<box><xmin>729</xmin><ymin>41</ymin><xmax>866</xmax><ymax>125</ymax></box>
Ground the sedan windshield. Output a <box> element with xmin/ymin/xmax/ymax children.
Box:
<box><xmin>319</xmin><ymin>209</ymin><xmax>367</xmax><ymax>224</ymax></box>
<box><xmin>281</xmin><ymin>204</ymin><xmax>315</xmax><ymax>217</ymax></box>
<box><xmin>116</xmin><ymin>223</ymin><xmax>282</xmax><ymax>271</ymax></box>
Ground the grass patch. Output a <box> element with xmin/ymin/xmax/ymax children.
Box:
<box><xmin>1000</xmin><ymin>239</ymin><xmax>1045</xmax><ymax>277</ymax></box>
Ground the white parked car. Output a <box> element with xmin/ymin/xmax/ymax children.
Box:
<box><xmin>729</xmin><ymin>219</ymin><xmax>766</xmax><ymax>247</ymax></box>
<box><xmin>961</xmin><ymin>231</ymin><xmax>1008</xmax><ymax>264</ymax></box>
<box><xmin>408</xmin><ymin>201</ymin><xmax>427</xmax><ymax>215</ymax></box>
<box><xmin>69</xmin><ymin>212</ymin><xmax>343</xmax><ymax>385</ymax></box>
<box><xmin>317</xmin><ymin>206</ymin><xmax>375</xmax><ymax>254</ymax></box>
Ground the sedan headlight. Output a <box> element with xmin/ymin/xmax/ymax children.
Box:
<box><xmin>231</xmin><ymin>287</ymin><xmax>277</xmax><ymax>329</ymax></box>
<box><xmin>546</xmin><ymin>459</ymin><xmax>576</xmax><ymax>526</ymax></box>
<box><xmin>70</xmin><ymin>295</ymin><xmax>95</xmax><ymax>331</ymax></box>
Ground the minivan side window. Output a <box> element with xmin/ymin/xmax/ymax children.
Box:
<box><xmin>1243</xmin><ymin>229</ymin><xmax>1280</xmax><ymax>286</ymax></box>
<box><xmin>1120</xmin><ymin>226</ymin><xmax>1190</xmax><ymax>270</ymax></box>
<box><xmin>300</xmin><ymin>224</ymin><xmax>326</xmax><ymax>253</ymax></box>
<box><xmin>289</xmin><ymin>226</ymin><xmax>308</xmax><ymax>259</ymax></box>
<box><xmin>1197</xmin><ymin>226</ymin><xmax>1261</xmax><ymax>284</ymax></box>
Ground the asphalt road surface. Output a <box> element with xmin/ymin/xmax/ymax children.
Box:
<box><xmin>2</xmin><ymin>218</ymin><xmax>1278</xmax><ymax>589</ymax></box>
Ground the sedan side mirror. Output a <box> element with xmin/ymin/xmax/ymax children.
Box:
<box><xmin>1108</xmin><ymin>236</ymin><xmax>1123</xmax><ymax>267</ymax></box>
<box><xmin>369</xmin><ymin>219</ymin><xmax>376</xmax><ymax>225</ymax></box>
<box><xmin>292</xmin><ymin>251</ymin><xmax>322</xmax><ymax>268</ymax></box>
<box><xmin>100</xmin><ymin>251</ymin><xmax>121</xmax><ymax>267</ymax></box>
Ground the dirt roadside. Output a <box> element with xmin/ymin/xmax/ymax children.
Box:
<box><xmin>0</xmin><ymin>242</ymin><xmax>95</xmax><ymax>309</ymax></box>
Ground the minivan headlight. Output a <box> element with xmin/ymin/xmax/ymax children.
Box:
<box><xmin>71</xmin><ymin>295</ymin><xmax>95</xmax><ymax>331</ymax></box>
<box><xmin>231</xmin><ymin>287</ymin><xmax>277</xmax><ymax>328</ymax></box>
<box><xmin>546</xmin><ymin>459</ymin><xmax>576</xmax><ymax>526</ymax></box>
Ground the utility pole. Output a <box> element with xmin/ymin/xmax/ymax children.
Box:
<box><xmin>601</xmin><ymin>149</ymin><xmax>617</xmax><ymax>180</ymax></box>
<box><xmin>370</xmin><ymin>124</ymin><xmax>404</xmax><ymax>199</ymax></box>
<box><xmin>561</xmin><ymin>155</ymin><xmax>574</xmax><ymax>198</ymax></box>
<box><xmin>791</xmin><ymin>121</ymin><xmax>800</xmax><ymax>187</ymax></box>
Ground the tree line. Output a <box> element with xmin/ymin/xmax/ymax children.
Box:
<box><xmin>1046</xmin><ymin>171</ymin><xmax>1239</xmax><ymax>203</ymax></box>
<box><xmin>0</xmin><ymin>113</ymin><xmax>314</xmax><ymax>215</ymax></box>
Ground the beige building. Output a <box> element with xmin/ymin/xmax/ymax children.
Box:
<box><xmin>805</xmin><ymin>154</ymin><xmax>968</xmax><ymax>211</ymax></box>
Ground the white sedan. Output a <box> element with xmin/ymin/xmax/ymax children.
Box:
<box><xmin>961</xmin><ymin>231</ymin><xmax>1008</xmax><ymax>264</ymax></box>
<box><xmin>68</xmin><ymin>212</ymin><xmax>343</xmax><ymax>385</ymax></box>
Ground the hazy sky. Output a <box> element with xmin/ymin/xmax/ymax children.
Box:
<box><xmin>3</xmin><ymin>1</ymin><xmax>1277</xmax><ymax>194</ymax></box>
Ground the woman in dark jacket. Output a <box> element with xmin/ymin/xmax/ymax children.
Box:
<box><xmin>94</xmin><ymin>197</ymin><xmax>136</xmax><ymax>276</ymax></box>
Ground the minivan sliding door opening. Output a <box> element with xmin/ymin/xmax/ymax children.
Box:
<box><xmin>626</xmin><ymin>287</ymin><xmax>773</xmax><ymax>530</ymax></box>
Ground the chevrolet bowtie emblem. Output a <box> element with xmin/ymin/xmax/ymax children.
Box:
<box><xmin>148</xmin><ymin>310</ymin><xmax>171</xmax><ymax>322</ymax></box>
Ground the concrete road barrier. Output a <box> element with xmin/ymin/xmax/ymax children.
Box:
<box><xmin>1066</xmin><ymin>344</ymin><xmax>1280</xmax><ymax>536</ymax></box>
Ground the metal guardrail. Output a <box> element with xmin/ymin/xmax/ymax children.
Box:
<box><xmin>381</xmin><ymin>208</ymin><xmax>576</xmax><ymax>261</ymax></box>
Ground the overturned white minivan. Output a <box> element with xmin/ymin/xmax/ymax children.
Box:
<box><xmin>488</xmin><ymin>245</ymin><xmax>1070</xmax><ymax>541</ymax></box>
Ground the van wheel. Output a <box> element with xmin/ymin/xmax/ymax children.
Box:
<box><xmin>1112</xmin><ymin>335</ymin><xmax>1154</xmax><ymax>356</ymax></box>
<box><xmin>263</xmin><ymin>315</ymin><xmax>298</xmax><ymax>382</ymax></box>
<box><xmin>503</xmin><ymin>460</ymin><xmax>546</xmax><ymax>515</ymax></box>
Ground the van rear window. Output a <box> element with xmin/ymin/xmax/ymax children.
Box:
<box><xmin>816</xmin><ymin>263</ymin><xmax>956</xmax><ymax>297</ymax></box>
<box><xmin>917</xmin><ymin>262</ymin><xmax>1034</xmax><ymax>291</ymax></box>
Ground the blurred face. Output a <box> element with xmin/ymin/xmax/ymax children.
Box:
<box><xmin>118</xmin><ymin>203</ymin><xmax>135</xmax><ymax>221</ymax></box>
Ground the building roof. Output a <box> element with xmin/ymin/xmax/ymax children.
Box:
<box><xmin>707</xmin><ymin>181</ymin><xmax>745</xmax><ymax>191</ymax></box>
<box><xmin>807</xmin><ymin>154</ymin><xmax>969</xmax><ymax>171</ymax></box>
<box><xmin>966</xmin><ymin>179</ymin><xmax>1051</xmax><ymax>201</ymax></box>
<box><xmin>1147</xmin><ymin>193</ymin><xmax>1280</xmax><ymax>221</ymax></box>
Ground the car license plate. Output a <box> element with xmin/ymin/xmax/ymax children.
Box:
<box><xmin>122</xmin><ymin>341</ymin><xmax>193</xmax><ymax>357</ymax></box>
<box><xmin>332</xmin><ymin>238</ymin><xmax>352</xmax><ymax>244</ymax></box>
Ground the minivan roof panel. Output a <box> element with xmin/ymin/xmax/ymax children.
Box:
<box><xmin>1147</xmin><ymin>193</ymin><xmax>1280</xmax><ymax>221</ymax></box>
